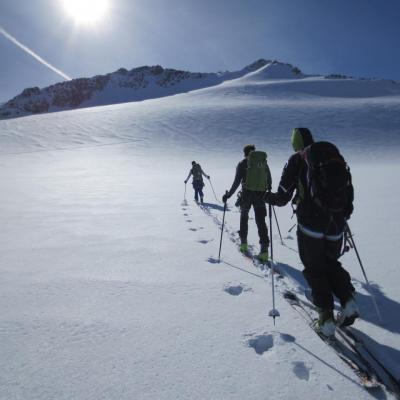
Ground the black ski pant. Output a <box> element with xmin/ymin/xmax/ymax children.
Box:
<box><xmin>297</xmin><ymin>228</ymin><xmax>355</xmax><ymax>311</ymax></box>
<box><xmin>239</xmin><ymin>190</ymin><xmax>269</xmax><ymax>246</ymax></box>
<box><xmin>192</xmin><ymin>180</ymin><xmax>204</xmax><ymax>201</ymax></box>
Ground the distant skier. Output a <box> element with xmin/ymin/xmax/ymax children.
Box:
<box><xmin>222</xmin><ymin>144</ymin><xmax>271</xmax><ymax>262</ymax></box>
<box><xmin>265</xmin><ymin>128</ymin><xmax>359</xmax><ymax>337</ymax></box>
<box><xmin>184</xmin><ymin>161</ymin><xmax>210</xmax><ymax>204</ymax></box>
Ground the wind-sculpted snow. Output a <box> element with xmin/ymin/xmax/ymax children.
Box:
<box><xmin>1</xmin><ymin>63</ymin><xmax>399</xmax><ymax>161</ymax></box>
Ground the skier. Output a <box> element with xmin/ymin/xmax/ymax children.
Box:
<box><xmin>222</xmin><ymin>144</ymin><xmax>271</xmax><ymax>262</ymax></box>
<box><xmin>184</xmin><ymin>161</ymin><xmax>210</xmax><ymax>204</ymax></box>
<box><xmin>265</xmin><ymin>128</ymin><xmax>359</xmax><ymax>337</ymax></box>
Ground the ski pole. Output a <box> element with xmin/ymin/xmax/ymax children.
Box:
<box><xmin>181</xmin><ymin>182</ymin><xmax>188</xmax><ymax>206</ymax></box>
<box><xmin>345</xmin><ymin>223</ymin><xmax>383</xmax><ymax>323</ymax></box>
<box><xmin>268</xmin><ymin>202</ymin><xmax>280</xmax><ymax>325</ymax></box>
<box><xmin>208</xmin><ymin>178</ymin><xmax>220</xmax><ymax>203</ymax></box>
<box><xmin>272</xmin><ymin>206</ymin><xmax>284</xmax><ymax>245</ymax></box>
<box><xmin>218</xmin><ymin>192</ymin><xmax>228</xmax><ymax>262</ymax></box>
<box><xmin>288</xmin><ymin>223</ymin><xmax>297</xmax><ymax>233</ymax></box>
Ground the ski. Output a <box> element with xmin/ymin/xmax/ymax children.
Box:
<box><xmin>337</xmin><ymin>327</ymin><xmax>400</xmax><ymax>396</ymax></box>
<box><xmin>283</xmin><ymin>290</ymin><xmax>386</xmax><ymax>390</ymax></box>
<box><xmin>291</xmin><ymin>290</ymin><xmax>400</xmax><ymax>394</ymax></box>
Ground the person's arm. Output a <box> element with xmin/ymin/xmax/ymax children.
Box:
<box><xmin>201</xmin><ymin>168</ymin><xmax>210</xmax><ymax>179</ymax></box>
<box><xmin>227</xmin><ymin>162</ymin><xmax>244</xmax><ymax>197</ymax></box>
<box><xmin>184</xmin><ymin>169</ymin><xmax>192</xmax><ymax>183</ymax></box>
<box><xmin>266</xmin><ymin>154</ymin><xmax>299</xmax><ymax>206</ymax></box>
<box><xmin>223</xmin><ymin>162</ymin><xmax>244</xmax><ymax>203</ymax></box>
<box><xmin>344</xmin><ymin>166</ymin><xmax>354</xmax><ymax>219</ymax></box>
<box><xmin>266</xmin><ymin>164</ymin><xmax>272</xmax><ymax>192</ymax></box>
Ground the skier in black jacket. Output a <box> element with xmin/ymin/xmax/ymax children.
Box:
<box><xmin>222</xmin><ymin>144</ymin><xmax>272</xmax><ymax>261</ymax></box>
<box><xmin>265</xmin><ymin>128</ymin><xmax>359</xmax><ymax>337</ymax></box>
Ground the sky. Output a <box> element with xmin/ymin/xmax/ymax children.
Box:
<box><xmin>1</xmin><ymin>0</ymin><xmax>400</xmax><ymax>102</ymax></box>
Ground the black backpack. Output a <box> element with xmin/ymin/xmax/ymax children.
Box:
<box><xmin>301</xmin><ymin>141</ymin><xmax>353</xmax><ymax>214</ymax></box>
<box><xmin>192</xmin><ymin>163</ymin><xmax>202</xmax><ymax>180</ymax></box>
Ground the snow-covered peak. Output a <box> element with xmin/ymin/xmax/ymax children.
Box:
<box><xmin>240</xmin><ymin>60</ymin><xmax>305</xmax><ymax>81</ymax></box>
<box><xmin>241</xmin><ymin>58</ymin><xmax>271</xmax><ymax>73</ymax></box>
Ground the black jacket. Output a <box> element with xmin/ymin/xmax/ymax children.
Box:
<box><xmin>270</xmin><ymin>152</ymin><xmax>353</xmax><ymax>236</ymax></box>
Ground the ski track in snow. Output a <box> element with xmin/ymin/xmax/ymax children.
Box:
<box><xmin>193</xmin><ymin>201</ymin><xmax>400</xmax><ymax>398</ymax></box>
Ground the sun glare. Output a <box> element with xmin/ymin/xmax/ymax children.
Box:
<box><xmin>62</xmin><ymin>0</ymin><xmax>109</xmax><ymax>25</ymax></box>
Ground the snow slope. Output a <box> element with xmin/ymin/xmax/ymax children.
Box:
<box><xmin>0</xmin><ymin>64</ymin><xmax>399</xmax><ymax>399</ymax></box>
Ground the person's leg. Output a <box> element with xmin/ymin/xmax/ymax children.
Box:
<box><xmin>298</xmin><ymin>229</ymin><xmax>334</xmax><ymax>311</ymax></box>
<box><xmin>253</xmin><ymin>193</ymin><xmax>269</xmax><ymax>248</ymax></box>
<box><xmin>199</xmin><ymin>186</ymin><xmax>204</xmax><ymax>203</ymax></box>
<box><xmin>239</xmin><ymin>191</ymin><xmax>251</xmax><ymax>244</ymax></box>
<box><xmin>193</xmin><ymin>181</ymin><xmax>199</xmax><ymax>201</ymax></box>
<box><xmin>325</xmin><ymin>238</ymin><xmax>355</xmax><ymax>306</ymax></box>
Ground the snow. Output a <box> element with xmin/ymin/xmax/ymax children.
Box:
<box><xmin>0</xmin><ymin>64</ymin><xmax>399</xmax><ymax>399</ymax></box>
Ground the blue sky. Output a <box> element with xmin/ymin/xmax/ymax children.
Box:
<box><xmin>1</xmin><ymin>0</ymin><xmax>400</xmax><ymax>102</ymax></box>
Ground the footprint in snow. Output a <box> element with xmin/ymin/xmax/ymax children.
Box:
<box><xmin>223</xmin><ymin>283</ymin><xmax>252</xmax><ymax>296</ymax></box>
<box><xmin>186</xmin><ymin>219</ymin><xmax>192</xmax><ymax>223</ymax></box>
<box><xmin>292</xmin><ymin>361</ymin><xmax>311</xmax><ymax>381</ymax></box>
<box><xmin>245</xmin><ymin>332</ymin><xmax>296</xmax><ymax>356</ymax></box>
<box><xmin>183</xmin><ymin>213</ymin><xmax>189</xmax><ymax>216</ymax></box>
<box><xmin>246</xmin><ymin>334</ymin><xmax>274</xmax><ymax>355</ymax></box>
<box><xmin>197</xmin><ymin>239</ymin><xmax>214</xmax><ymax>245</ymax></box>
<box><xmin>280</xmin><ymin>333</ymin><xmax>296</xmax><ymax>343</ymax></box>
<box><xmin>189</xmin><ymin>228</ymin><xmax>197</xmax><ymax>232</ymax></box>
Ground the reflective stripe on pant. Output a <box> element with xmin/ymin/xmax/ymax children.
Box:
<box><xmin>297</xmin><ymin>228</ymin><xmax>354</xmax><ymax>310</ymax></box>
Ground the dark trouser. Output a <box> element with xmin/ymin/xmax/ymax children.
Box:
<box><xmin>192</xmin><ymin>180</ymin><xmax>204</xmax><ymax>201</ymax></box>
<box><xmin>297</xmin><ymin>228</ymin><xmax>355</xmax><ymax>310</ymax></box>
<box><xmin>239</xmin><ymin>190</ymin><xmax>269</xmax><ymax>246</ymax></box>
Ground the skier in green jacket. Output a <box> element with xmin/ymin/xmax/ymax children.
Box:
<box><xmin>222</xmin><ymin>144</ymin><xmax>271</xmax><ymax>262</ymax></box>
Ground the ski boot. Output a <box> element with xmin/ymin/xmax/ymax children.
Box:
<box><xmin>313</xmin><ymin>308</ymin><xmax>336</xmax><ymax>338</ymax></box>
<box><xmin>337</xmin><ymin>296</ymin><xmax>359</xmax><ymax>327</ymax></box>
<box><xmin>239</xmin><ymin>239</ymin><xmax>248</xmax><ymax>254</ymax></box>
<box><xmin>257</xmin><ymin>243</ymin><xmax>269</xmax><ymax>263</ymax></box>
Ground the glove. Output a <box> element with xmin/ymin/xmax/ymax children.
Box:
<box><xmin>207</xmin><ymin>175</ymin><xmax>210</xmax><ymax>179</ymax></box>
<box><xmin>184</xmin><ymin>180</ymin><xmax>187</xmax><ymax>184</ymax></box>
<box><xmin>264</xmin><ymin>192</ymin><xmax>276</xmax><ymax>204</ymax></box>
<box><xmin>222</xmin><ymin>192</ymin><xmax>230</xmax><ymax>203</ymax></box>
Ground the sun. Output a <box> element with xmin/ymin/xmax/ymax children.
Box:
<box><xmin>61</xmin><ymin>0</ymin><xmax>109</xmax><ymax>25</ymax></box>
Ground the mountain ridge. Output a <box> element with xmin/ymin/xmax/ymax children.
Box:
<box><xmin>0</xmin><ymin>59</ymin><xmax>302</xmax><ymax>120</ymax></box>
<box><xmin>1</xmin><ymin>59</ymin><xmax>399</xmax><ymax>120</ymax></box>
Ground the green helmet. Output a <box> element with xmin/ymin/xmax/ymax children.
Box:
<box><xmin>291</xmin><ymin>128</ymin><xmax>314</xmax><ymax>152</ymax></box>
